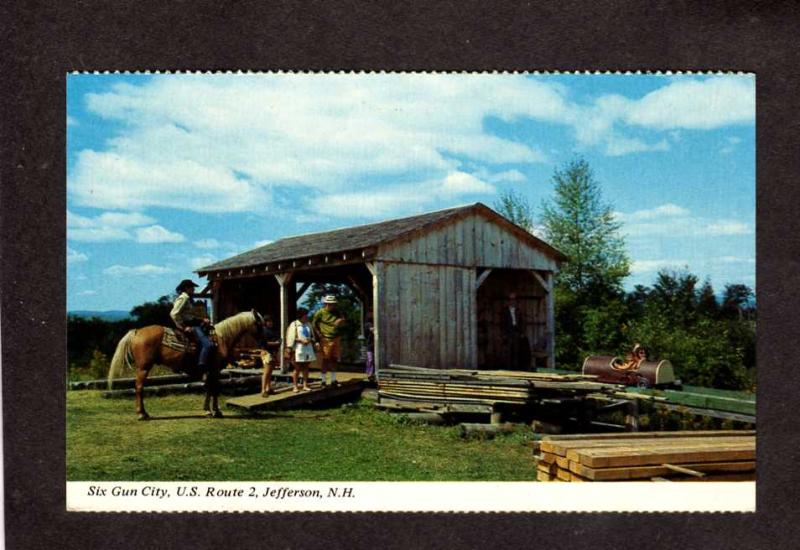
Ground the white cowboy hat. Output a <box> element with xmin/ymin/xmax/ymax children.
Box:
<box><xmin>323</xmin><ymin>295</ymin><xmax>338</xmax><ymax>304</ymax></box>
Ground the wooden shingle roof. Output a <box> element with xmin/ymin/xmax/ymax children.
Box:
<box><xmin>197</xmin><ymin>202</ymin><xmax>566</xmax><ymax>275</ymax></box>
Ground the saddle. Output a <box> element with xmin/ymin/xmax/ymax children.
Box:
<box><xmin>162</xmin><ymin>327</ymin><xmax>218</xmax><ymax>354</ymax></box>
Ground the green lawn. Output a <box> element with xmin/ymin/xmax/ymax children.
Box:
<box><xmin>67</xmin><ymin>391</ymin><xmax>538</xmax><ymax>481</ymax></box>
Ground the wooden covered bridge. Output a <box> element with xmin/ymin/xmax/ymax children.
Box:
<box><xmin>196</xmin><ymin>203</ymin><xmax>566</xmax><ymax>374</ymax></box>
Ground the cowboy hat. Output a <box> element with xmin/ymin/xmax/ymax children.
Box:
<box><xmin>176</xmin><ymin>279</ymin><xmax>199</xmax><ymax>293</ymax></box>
<box><xmin>322</xmin><ymin>295</ymin><xmax>338</xmax><ymax>304</ymax></box>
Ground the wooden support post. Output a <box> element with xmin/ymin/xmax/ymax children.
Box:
<box><xmin>211</xmin><ymin>280</ymin><xmax>221</xmax><ymax>323</ymax></box>
<box><xmin>366</xmin><ymin>262</ymin><xmax>380</xmax><ymax>378</ymax></box>
<box><xmin>545</xmin><ymin>271</ymin><xmax>555</xmax><ymax>369</ymax></box>
<box><xmin>275</xmin><ymin>272</ymin><xmax>293</xmax><ymax>373</ymax></box>
<box><xmin>625</xmin><ymin>399</ymin><xmax>640</xmax><ymax>432</ymax></box>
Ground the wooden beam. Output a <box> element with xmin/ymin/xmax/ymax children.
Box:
<box><xmin>530</xmin><ymin>270</ymin><xmax>549</xmax><ymax>293</ymax></box>
<box><xmin>296</xmin><ymin>281</ymin><xmax>312</xmax><ymax>298</ymax></box>
<box><xmin>475</xmin><ymin>268</ymin><xmax>492</xmax><ymax>289</ymax></box>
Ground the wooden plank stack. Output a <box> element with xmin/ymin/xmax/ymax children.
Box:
<box><xmin>534</xmin><ymin>430</ymin><xmax>756</xmax><ymax>482</ymax></box>
<box><xmin>378</xmin><ymin>364</ymin><xmax>622</xmax><ymax>407</ymax></box>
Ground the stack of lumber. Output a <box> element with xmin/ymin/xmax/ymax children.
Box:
<box><xmin>378</xmin><ymin>364</ymin><xmax>621</xmax><ymax>407</ymax></box>
<box><xmin>534</xmin><ymin>430</ymin><xmax>755</xmax><ymax>482</ymax></box>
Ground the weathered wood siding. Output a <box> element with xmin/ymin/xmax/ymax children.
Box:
<box><xmin>376</xmin><ymin>261</ymin><xmax>476</xmax><ymax>370</ymax></box>
<box><xmin>378</xmin><ymin>213</ymin><xmax>558</xmax><ymax>271</ymax></box>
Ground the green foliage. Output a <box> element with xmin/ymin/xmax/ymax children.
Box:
<box><xmin>541</xmin><ymin>158</ymin><xmax>630</xmax><ymax>299</ymax></box>
<box><xmin>493</xmin><ymin>189</ymin><xmax>534</xmax><ymax>232</ymax></box>
<box><xmin>130</xmin><ymin>295</ymin><xmax>174</xmax><ymax>326</ymax></box>
<box><xmin>619</xmin><ymin>270</ymin><xmax>755</xmax><ymax>390</ymax></box>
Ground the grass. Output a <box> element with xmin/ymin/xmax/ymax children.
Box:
<box><xmin>67</xmin><ymin>391</ymin><xmax>538</xmax><ymax>481</ymax></box>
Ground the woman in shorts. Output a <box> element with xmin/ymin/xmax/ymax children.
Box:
<box><xmin>285</xmin><ymin>308</ymin><xmax>315</xmax><ymax>392</ymax></box>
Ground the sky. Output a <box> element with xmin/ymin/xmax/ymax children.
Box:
<box><xmin>66</xmin><ymin>72</ymin><xmax>755</xmax><ymax>311</ymax></box>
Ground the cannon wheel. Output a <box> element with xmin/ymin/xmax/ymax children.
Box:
<box><xmin>636</xmin><ymin>377</ymin><xmax>651</xmax><ymax>389</ymax></box>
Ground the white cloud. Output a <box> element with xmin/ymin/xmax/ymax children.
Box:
<box><xmin>628</xmin><ymin>203</ymin><xmax>690</xmax><ymax>220</ymax></box>
<box><xmin>78</xmin><ymin>290</ymin><xmax>97</xmax><ymax>296</ymax></box>
<box><xmin>67</xmin><ymin>115</ymin><xmax>79</xmax><ymax>127</ymax></box>
<box><xmin>69</xmin><ymin>74</ymin><xmax>755</xmax><ymax>218</ymax></box>
<box><xmin>620</xmin><ymin>203</ymin><xmax>752</xmax><ymax>239</ymax></box>
<box><xmin>194</xmin><ymin>238</ymin><xmax>220</xmax><ymax>249</ymax></box>
<box><xmin>135</xmin><ymin>225</ymin><xmax>186</xmax><ymax>243</ymax></box>
<box><xmin>706</xmin><ymin>220</ymin><xmax>750</xmax><ymax>236</ymax></box>
<box><xmin>67</xmin><ymin>247</ymin><xmax>89</xmax><ymax>264</ymax></box>
<box><xmin>67</xmin><ymin>210</ymin><xmax>157</xmax><ymax>242</ymax></box>
<box><xmin>718</xmin><ymin>256</ymin><xmax>755</xmax><ymax>264</ymax></box>
<box><xmin>631</xmin><ymin>259</ymin><xmax>689</xmax><ymax>274</ymax></box>
<box><xmin>490</xmin><ymin>169</ymin><xmax>526</xmax><ymax>183</ymax></box>
<box><xmin>190</xmin><ymin>254</ymin><xmax>217</xmax><ymax>270</ymax></box>
<box><xmin>605</xmin><ymin>136</ymin><xmax>669</xmax><ymax>157</ymax></box>
<box><xmin>103</xmin><ymin>264</ymin><xmax>174</xmax><ymax>276</ymax></box>
<box><xmin>622</xmin><ymin>77</ymin><xmax>755</xmax><ymax>130</ymax></box>
<box><xmin>253</xmin><ymin>239</ymin><xmax>274</xmax><ymax>248</ymax></box>
<box><xmin>97</xmin><ymin>211</ymin><xmax>155</xmax><ymax>226</ymax></box>
<box><xmin>440</xmin><ymin>171</ymin><xmax>494</xmax><ymax>195</ymax></box>
<box><xmin>307</xmin><ymin>172</ymin><xmax>494</xmax><ymax>220</ymax></box>
<box><xmin>720</xmin><ymin>135</ymin><xmax>744</xmax><ymax>155</ymax></box>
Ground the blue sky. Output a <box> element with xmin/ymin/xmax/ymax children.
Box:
<box><xmin>66</xmin><ymin>73</ymin><xmax>755</xmax><ymax>311</ymax></box>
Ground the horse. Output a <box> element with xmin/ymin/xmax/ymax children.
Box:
<box><xmin>108</xmin><ymin>310</ymin><xmax>266</xmax><ymax>420</ymax></box>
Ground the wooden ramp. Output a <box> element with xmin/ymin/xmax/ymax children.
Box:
<box><xmin>225</xmin><ymin>378</ymin><xmax>365</xmax><ymax>413</ymax></box>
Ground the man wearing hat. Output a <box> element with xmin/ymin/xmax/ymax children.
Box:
<box><xmin>312</xmin><ymin>294</ymin><xmax>346</xmax><ymax>386</ymax></box>
<box><xmin>170</xmin><ymin>279</ymin><xmax>214</xmax><ymax>371</ymax></box>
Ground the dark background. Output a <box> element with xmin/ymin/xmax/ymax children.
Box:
<box><xmin>2</xmin><ymin>1</ymin><xmax>799</xmax><ymax>548</ymax></box>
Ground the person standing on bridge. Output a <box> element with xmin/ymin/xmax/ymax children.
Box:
<box><xmin>286</xmin><ymin>308</ymin><xmax>314</xmax><ymax>392</ymax></box>
<box><xmin>313</xmin><ymin>295</ymin><xmax>346</xmax><ymax>386</ymax></box>
<box><xmin>170</xmin><ymin>279</ymin><xmax>214</xmax><ymax>372</ymax></box>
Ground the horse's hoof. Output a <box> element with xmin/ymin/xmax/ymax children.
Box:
<box><xmin>213</xmin><ymin>410</ymin><xmax>224</xmax><ymax>418</ymax></box>
<box><xmin>204</xmin><ymin>410</ymin><xmax>214</xmax><ymax>417</ymax></box>
<box><xmin>137</xmin><ymin>413</ymin><xmax>150</xmax><ymax>421</ymax></box>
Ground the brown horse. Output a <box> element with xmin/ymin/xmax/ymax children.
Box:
<box><xmin>108</xmin><ymin>310</ymin><xmax>265</xmax><ymax>420</ymax></box>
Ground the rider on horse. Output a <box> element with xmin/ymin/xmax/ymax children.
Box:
<box><xmin>170</xmin><ymin>279</ymin><xmax>214</xmax><ymax>371</ymax></box>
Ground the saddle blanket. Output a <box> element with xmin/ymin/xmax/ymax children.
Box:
<box><xmin>162</xmin><ymin>327</ymin><xmax>198</xmax><ymax>354</ymax></box>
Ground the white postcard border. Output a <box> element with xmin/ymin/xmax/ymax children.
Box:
<box><xmin>67</xmin><ymin>481</ymin><xmax>755</xmax><ymax>513</ymax></box>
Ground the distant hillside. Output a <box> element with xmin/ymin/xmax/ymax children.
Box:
<box><xmin>68</xmin><ymin>310</ymin><xmax>131</xmax><ymax>321</ymax></box>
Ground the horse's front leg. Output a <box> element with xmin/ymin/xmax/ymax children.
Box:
<box><xmin>135</xmin><ymin>367</ymin><xmax>150</xmax><ymax>421</ymax></box>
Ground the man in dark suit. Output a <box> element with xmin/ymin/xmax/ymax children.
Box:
<box><xmin>502</xmin><ymin>293</ymin><xmax>532</xmax><ymax>371</ymax></box>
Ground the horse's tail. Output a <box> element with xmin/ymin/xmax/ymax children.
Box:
<box><xmin>108</xmin><ymin>329</ymin><xmax>136</xmax><ymax>389</ymax></box>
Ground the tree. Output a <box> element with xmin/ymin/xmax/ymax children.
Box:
<box><xmin>541</xmin><ymin>158</ymin><xmax>630</xmax><ymax>300</ymax></box>
<box><xmin>493</xmin><ymin>190</ymin><xmax>535</xmax><ymax>232</ymax></box>
<box><xmin>540</xmin><ymin>158</ymin><xmax>630</xmax><ymax>368</ymax></box>
<box><xmin>130</xmin><ymin>295</ymin><xmax>174</xmax><ymax>326</ymax></box>
<box><xmin>696</xmin><ymin>280</ymin><xmax>720</xmax><ymax>319</ymax></box>
<box><xmin>722</xmin><ymin>284</ymin><xmax>754</xmax><ymax>320</ymax></box>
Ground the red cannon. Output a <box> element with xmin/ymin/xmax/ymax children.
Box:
<box><xmin>582</xmin><ymin>355</ymin><xmax>680</xmax><ymax>389</ymax></box>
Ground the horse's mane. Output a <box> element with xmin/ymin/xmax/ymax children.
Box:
<box><xmin>214</xmin><ymin>311</ymin><xmax>255</xmax><ymax>347</ymax></box>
